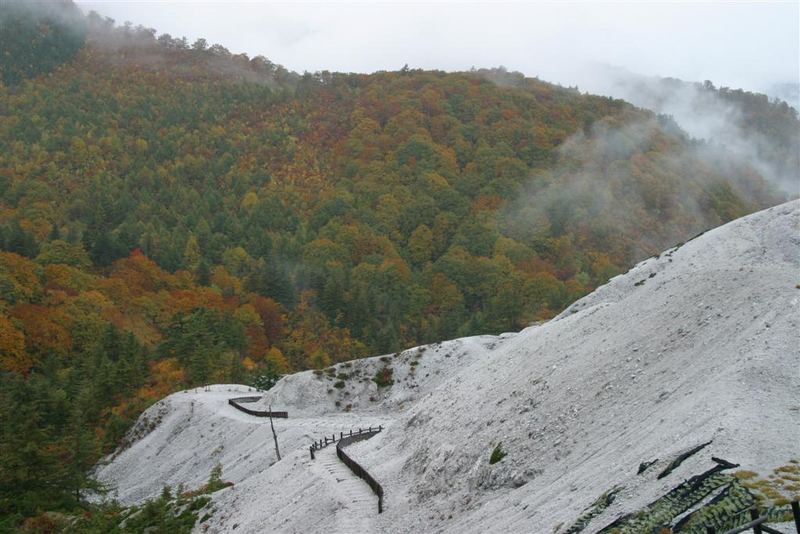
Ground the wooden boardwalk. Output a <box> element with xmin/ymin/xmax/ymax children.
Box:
<box><xmin>309</xmin><ymin>444</ymin><xmax>376</xmax><ymax>533</ymax></box>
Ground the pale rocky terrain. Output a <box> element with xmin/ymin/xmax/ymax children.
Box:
<box><xmin>95</xmin><ymin>200</ymin><xmax>800</xmax><ymax>533</ymax></box>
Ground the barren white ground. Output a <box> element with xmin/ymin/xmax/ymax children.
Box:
<box><xmin>95</xmin><ymin>200</ymin><xmax>800</xmax><ymax>533</ymax></box>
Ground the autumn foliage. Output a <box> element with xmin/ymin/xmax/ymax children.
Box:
<box><xmin>0</xmin><ymin>1</ymin><xmax>792</xmax><ymax>526</ymax></box>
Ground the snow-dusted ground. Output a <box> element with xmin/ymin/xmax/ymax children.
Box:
<box><xmin>96</xmin><ymin>201</ymin><xmax>800</xmax><ymax>533</ymax></box>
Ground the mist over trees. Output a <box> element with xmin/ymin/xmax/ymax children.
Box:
<box><xmin>0</xmin><ymin>0</ymin><xmax>87</xmax><ymax>85</ymax></box>
<box><xmin>569</xmin><ymin>65</ymin><xmax>800</xmax><ymax>195</ymax></box>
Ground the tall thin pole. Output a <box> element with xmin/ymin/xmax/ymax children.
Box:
<box><xmin>269</xmin><ymin>404</ymin><xmax>281</xmax><ymax>461</ymax></box>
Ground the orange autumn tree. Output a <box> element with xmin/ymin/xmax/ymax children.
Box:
<box><xmin>140</xmin><ymin>358</ymin><xmax>186</xmax><ymax>401</ymax></box>
<box><xmin>0</xmin><ymin>316</ymin><xmax>30</xmax><ymax>375</ymax></box>
<box><xmin>10</xmin><ymin>304</ymin><xmax>72</xmax><ymax>358</ymax></box>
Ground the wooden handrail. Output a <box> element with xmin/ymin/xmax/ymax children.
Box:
<box><xmin>336</xmin><ymin>429</ymin><xmax>384</xmax><ymax>514</ymax></box>
<box><xmin>309</xmin><ymin>425</ymin><xmax>381</xmax><ymax>452</ymax></box>
<box><xmin>309</xmin><ymin>426</ymin><xmax>385</xmax><ymax>514</ymax></box>
<box><xmin>228</xmin><ymin>397</ymin><xmax>288</xmax><ymax>418</ymax></box>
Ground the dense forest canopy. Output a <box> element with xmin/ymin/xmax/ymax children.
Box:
<box><xmin>0</xmin><ymin>1</ymin><xmax>793</xmax><ymax>529</ymax></box>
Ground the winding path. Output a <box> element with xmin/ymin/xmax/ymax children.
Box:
<box><xmin>225</xmin><ymin>393</ymin><xmax>383</xmax><ymax>530</ymax></box>
<box><xmin>308</xmin><ymin>444</ymin><xmax>376</xmax><ymax>533</ymax></box>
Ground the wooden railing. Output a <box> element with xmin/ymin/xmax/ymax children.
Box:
<box><xmin>309</xmin><ymin>426</ymin><xmax>382</xmax><ymax>454</ymax></box>
<box><xmin>227</xmin><ymin>396</ymin><xmax>288</xmax><ymax>418</ymax></box>
<box><xmin>705</xmin><ymin>501</ymin><xmax>800</xmax><ymax>534</ymax></box>
<box><xmin>309</xmin><ymin>426</ymin><xmax>384</xmax><ymax>514</ymax></box>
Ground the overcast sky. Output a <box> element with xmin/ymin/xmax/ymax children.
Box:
<box><xmin>74</xmin><ymin>1</ymin><xmax>799</xmax><ymax>94</ymax></box>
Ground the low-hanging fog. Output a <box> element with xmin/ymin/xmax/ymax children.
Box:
<box><xmin>567</xmin><ymin>64</ymin><xmax>800</xmax><ymax>196</ymax></box>
<box><xmin>73</xmin><ymin>1</ymin><xmax>798</xmax><ymax>97</ymax></box>
<box><xmin>69</xmin><ymin>2</ymin><xmax>798</xmax><ymax>197</ymax></box>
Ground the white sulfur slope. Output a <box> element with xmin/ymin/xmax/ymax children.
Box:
<box><xmin>95</xmin><ymin>200</ymin><xmax>800</xmax><ymax>533</ymax></box>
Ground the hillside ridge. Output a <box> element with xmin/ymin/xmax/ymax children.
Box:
<box><xmin>96</xmin><ymin>200</ymin><xmax>800</xmax><ymax>533</ymax></box>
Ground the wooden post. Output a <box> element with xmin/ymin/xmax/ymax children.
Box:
<box><xmin>791</xmin><ymin>501</ymin><xmax>800</xmax><ymax>533</ymax></box>
<box><xmin>340</xmin><ymin>432</ymin><xmax>343</xmax><ymax>439</ymax></box>
<box><xmin>310</xmin><ymin>446</ymin><xmax>315</xmax><ymax>460</ymax></box>
<box><xmin>350</xmin><ymin>429</ymin><xmax>353</xmax><ymax>436</ymax></box>
<box><xmin>269</xmin><ymin>404</ymin><xmax>281</xmax><ymax>461</ymax></box>
<box><xmin>750</xmin><ymin>508</ymin><xmax>762</xmax><ymax>534</ymax></box>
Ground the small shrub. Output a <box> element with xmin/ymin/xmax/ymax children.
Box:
<box><xmin>188</xmin><ymin>496</ymin><xmax>211</xmax><ymax>511</ymax></box>
<box><xmin>182</xmin><ymin>464</ymin><xmax>233</xmax><ymax>498</ymax></box>
<box><xmin>738</xmin><ymin>463</ymin><xmax>800</xmax><ymax>507</ymax></box>
<box><xmin>380</xmin><ymin>356</ymin><xmax>391</xmax><ymax>362</ymax></box>
<box><xmin>334</xmin><ymin>380</ymin><xmax>346</xmax><ymax>389</ymax></box>
<box><xmin>208</xmin><ymin>463</ymin><xmax>223</xmax><ymax>487</ymax></box>
<box><xmin>373</xmin><ymin>367</ymin><xmax>394</xmax><ymax>387</ymax></box>
<box><xmin>490</xmin><ymin>443</ymin><xmax>506</xmax><ymax>465</ymax></box>
<box><xmin>410</xmin><ymin>360</ymin><xmax>419</xmax><ymax>367</ymax></box>
<box><xmin>775</xmin><ymin>464</ymin><xmax>800</xmax><ymax>474</ymax></box>
<box><xmin>336</xmin><ymin>373</ymin><xmax>350</xmax><ymax>380</ymax></box>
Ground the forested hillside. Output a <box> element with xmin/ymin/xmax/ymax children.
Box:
<box><xmin>0</xmin><ymin>2</ymin><xmax>791</xmax><ymax>527</ymax></box>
